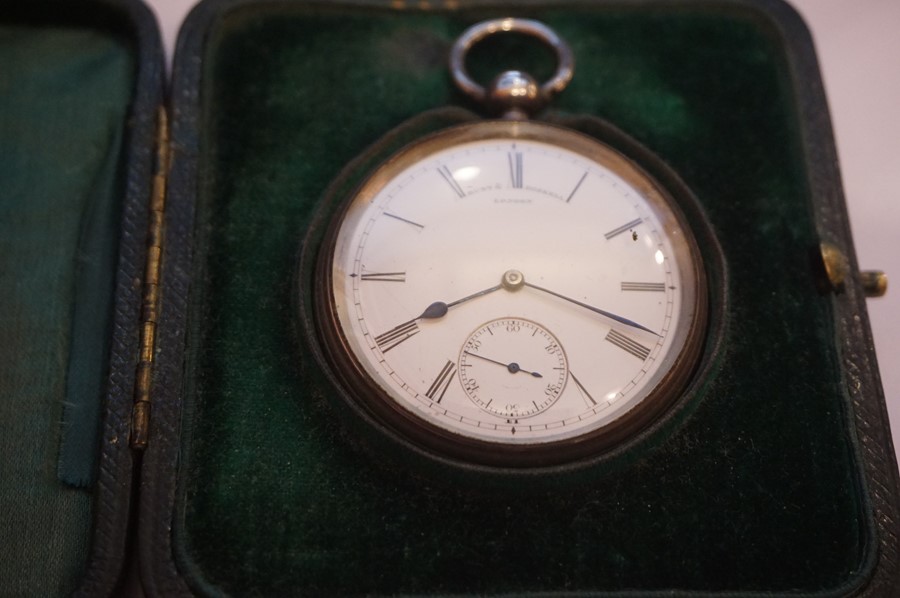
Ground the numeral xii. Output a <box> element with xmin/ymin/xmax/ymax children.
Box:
<box><xmin>508</xmin><ymin>151</ymin><xmax>523</xmax><ymax>188</ymax></box>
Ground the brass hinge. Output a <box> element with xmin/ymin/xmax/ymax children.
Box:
<box><xmin>131</xmin><ymin>106</ymin><xmax>170</xmax><ymax>450</ymax></box>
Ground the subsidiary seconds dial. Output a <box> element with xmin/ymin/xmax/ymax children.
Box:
<box><xmin>458</xmin><ymin>317</ymin><xmax>568</xmax><ymax>420</ymax></box>
<box><xmin>315</xmin><ymin>120</ymin><xmax>707</xmax><ymax>467</ymax></box>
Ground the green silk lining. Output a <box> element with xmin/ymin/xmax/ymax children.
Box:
<box><xmin>0</xmin><ymin>23</ymin><xmax>133</xmax><ymax>596</ymax></box>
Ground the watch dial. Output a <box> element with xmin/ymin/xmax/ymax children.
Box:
<box><xmin>322</xmin><ymin>121</ymin><xmax>705</xmax><ymax>463</ymax></box>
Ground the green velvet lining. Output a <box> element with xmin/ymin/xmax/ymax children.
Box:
<box><xmin>0</xmin><ymin>22</ymin><xmax>133</xmax><ymax>596</ymax></box>
<box><xmin>178</xmin><ymin>3</ymin><xmax>865</xmax><ymax>595</ymax></box>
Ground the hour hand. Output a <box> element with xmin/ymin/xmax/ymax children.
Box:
<box><xmin>374</xmin><ymin>283</ymin><xmax>504</xmax><ymax>353</ymax></box>
<box><xmin>416</xmin><ymin>283</ymin><xmax>503</xmax><ymax>320</ymax></box>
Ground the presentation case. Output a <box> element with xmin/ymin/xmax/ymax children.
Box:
<box><xmin>1</xmin><ymin>0</ymin><xmax>897</xmax><ymax>595</ymax></box>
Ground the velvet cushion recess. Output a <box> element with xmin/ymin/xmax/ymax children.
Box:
<box><xmin>177</xmin><ymin>4</ymin><xmax>866</xmax><ymax>595</ymax></box>
<box><xmin>0</xmin><ymin>22</ymin><xmax>133</xmax><ymax>596</ymax></box>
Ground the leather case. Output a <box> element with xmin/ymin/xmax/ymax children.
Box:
<box><xmin>1</xmin><ymin>0</ymin><xmax>897</xmax><ymax>595</ymax></box>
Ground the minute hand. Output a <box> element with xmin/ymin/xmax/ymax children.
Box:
<box><xmin>523</xmin><ymin>281</ymin><xmax>660</xmax><ymax>336</ymax></box>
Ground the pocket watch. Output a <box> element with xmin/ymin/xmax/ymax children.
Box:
<box><xmin>304</xmin><ymin>19</ymin><xmax>710</xmax><ymax>468</ymax></box>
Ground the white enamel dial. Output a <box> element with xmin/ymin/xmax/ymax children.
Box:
<box><xmin>323</xmin><ymin>120</ymin><xmax>705</xmax><ymax>463</ymax></box>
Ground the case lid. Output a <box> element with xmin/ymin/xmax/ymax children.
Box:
<box><xmin>0</xmin><ymin>0</ymin><xmax>163</xmax><ymax>595</ymax></box>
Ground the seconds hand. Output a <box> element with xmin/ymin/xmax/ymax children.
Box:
<box><xmin>462</xmin><ymin>350</ymin><xmax>544</xmax><ymax>377</ymax></box>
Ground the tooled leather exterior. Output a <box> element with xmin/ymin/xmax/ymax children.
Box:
<box><xmin>133</xmin><ymin>0</ymin><xmax>208</xmax><ymax>593</ymax></box>
<box><xmin>72</xmin><ymin>0</ymin><xmax>166</xmax><ymax>595</ymax></box>
<box><xmin>771</xmin><ymin>1</ymin><xmax>900</xmax><ymax>594</ymax></box>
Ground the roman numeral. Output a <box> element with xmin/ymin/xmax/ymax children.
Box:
<box><xmin>605</xmin><ymin>329</ymin><xmax>651</xmax><ymax>360</ymax></box>
<box><xmin>358</xmin><ymin>271</ymin><xmax>406</xmax><ymax>283</ymax></box>
<box><xmin>621</xmin><ymin>282</ymin><xmax>665</xmax><ymax>292</ymax></box>
<box><xmin>604</xmin><ymin>218</ymin><xmax>643</xmax><ymax>240</ymax></box>
<box><xmin>437</xmin><ymin>165</ymin><xmax>465</xmax><ymax>198</ymax></box>
<box><xmin>566</xmin><ymin>171</ymin><xmax>588</xmax><ymax>202</ymax></box>
<box><xmin>374</xmin><ymin>320</ymin><xmax>419</xmax><ymax>353</ymax></box>
<box><xmin>383</xmin><ymin>212</ymin><xmax>425</xmax><ymax>230</ymax></box>
<box><xmin>508</xmin><ymin>151</ymin><xmax>523</xmax><ymax>188</ymax></box>
<box><xmin>570</xmin><ymin>371</ymin><xmax>597</xmax><ymax>407</ymax></box>
<box><xmin>425</xmin><ymin>360</ymin><xmax>456</xmax><ymax>403</ymax></box>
